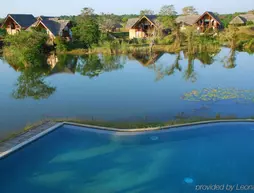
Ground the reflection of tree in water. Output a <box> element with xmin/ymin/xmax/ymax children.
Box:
<box><xmin>184</xmin><ymin>53</ymin><xmax>197</xmax><ymax>83</ymax></box>
<box><xmin>76</xmin><ymin>54</ymin><xmax>124</xmax><ymax>78</ymax></box>
<box><xmin>223</xmin><ymin>49</ymin><xmax>237</xmax><ymax>69</ymax></box>
<box><xmin>153</xmin><ymin>52</ymin><xmax>182</xmax><ymax>81</ymax></box>
<box><xmin>12</xmin><ymin>67</ymin><xmax>56</xmax><ymax>100</ymax></box>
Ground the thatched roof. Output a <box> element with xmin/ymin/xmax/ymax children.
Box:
<box><xmin>195</xmin><ymin>11</ymin><xmax>223</xmax><ymax>25</ymax></box>
<box><xmin>176</xmin><ymin>15</ymin><xmax>200</xmax><ymax>25</ymax></box>
<box><xmin>4</xmin><ymin>14</ymin><xmax>36</xmax><ymax>28</ymax></box>
<box><xmin>229</xmin><ymin>16</ymin><xmax>246</xmax><ymax>25</ymax></box>
<box><xmin>38</xmin><ymin>17</ymin><xmax>70</xmax><ymax>36</ymax></box>
<box><xmin>128</xmin><ymin>15</ymin><xmax>160</xmax><ymax>29</ymax></box>
<box><xmin>125</xmin><ymin>18</ymin><xmax>139</xmax><ymax>29</ymax></box>
<box><xmin>230</xmin><ymin>14</ymin><xmax>254</xmax><ymax>24</ymax></box>
<box><xmin>113</xmin><ymin>23</ymin><xmax>123</xmax><ymax>29</ymax></box>
<box><xmin>38</xmin><ymin>16</ymin><xmax>58</xmax><ymax>21</ymax></box>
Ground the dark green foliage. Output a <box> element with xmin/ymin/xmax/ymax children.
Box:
<box><xmin>54</xmin><ymin>37</ymin><xmax>68</xmax><ymax>52</ymax></box>
<box><xmin>72</xmin><ymin>15</ymin><xmax>100</xmax><ymax>48</ymax></box>
<box><xmin>246</xmin><ymin>21</ymin><xmax>254</xmax><ymax>26</ymax></box>
<box><xmin>3</xmin><ymin>30</ymin><xmax>48</xmax><ymax>68</ymax></box>
<box><xmin>0</xmin><ymin>28</ymin><xmax>6</xmax><ymax>38</ymax></box>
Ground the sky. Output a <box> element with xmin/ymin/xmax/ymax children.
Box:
<box><xmin>0</xmin><ymin>0</ymin><xmax>253</xmax><ymax>17</ymax></box>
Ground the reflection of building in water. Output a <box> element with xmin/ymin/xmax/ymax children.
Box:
<box><xmin>47</xmin><ymin>54</ymin><xmax>77</xmax><ymax>76</ymax></box>
<box><xmin>47</xmin><ymin>53</ymin><xmax>59</xmax><ymax>69</ymax></box>
<box><xmin>129</xmin><ymin>52</ymin><xmax>164</xmax><ymax>66</ymax></box>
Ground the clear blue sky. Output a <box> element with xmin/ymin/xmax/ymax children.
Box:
<box><xmin>0</xmin><ymin>0</ymin><xmax>253</xmax><ymax>17</ymax></box>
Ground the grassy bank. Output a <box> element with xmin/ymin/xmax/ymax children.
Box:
<box><xmin>2</xmin><ymin>115</ymin><xmax>253</xmax><ymax>144</ymax></box>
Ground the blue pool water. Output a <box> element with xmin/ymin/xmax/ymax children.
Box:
<box><xmin>1</xmin><ymin>122</ymin><xmax>254</xmax><ymax>193</ymax></box>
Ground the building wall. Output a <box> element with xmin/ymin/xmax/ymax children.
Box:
<box><xmin>129</xmin><ymin>29</ymin><xmax>136</xmax><ymax>39</ymax></box>
<box><xmin>129</xmin><ymin>29</ymin><xmax>146</xmax><ymax>39</ymax></box>
<box><xmin>196</xmin><ymin>14</ymin><xmax>221</xmax><ymax>32</ymax></box>
<box><xmin>4</xmin><ymin>17</ymin><xmax>21</xmax><ymax>35</ymax></box>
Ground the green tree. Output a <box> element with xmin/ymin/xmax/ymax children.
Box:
<box><xmin>98</xmin><ymin>13</ymin><xmax>120</xmax><ymax>32</ymax></box>
<box><xmin>159</xmin><ymin>5</ymin><xmax>177</xmax><ymax>16</ymax></box>
<box><xmin>221</xmin><ymin>25</ymin><xmax>239</xmax><ymax>49</ymax></box>
<box><xmin>158</xmin><ymin>16</ymin><xmax>181</xmax><ymax>48</ymax></box>
<box><xmin>182</xmin><ymin>6</ymin><xmax>198</xmax><ymax>15</ymax></box>
<box><xmin>3</xmin><ymin>30</ymin><xmax>48</xmax><ymax>68</ymax></box>
<box><xmin>140</xmin><ymin>9</ymin><xmax>154</xmax><ymax>16</ymax></box>
<box><xmin>72</xmin><ymin>8</ymin><xmax>101</xmax><ymax>48</ymax></box>
<box><xmin>81</xmin><ymin>7</ymin><xmax>95</xmax><ymax>16</ymax></box>
<box><xmin>0</xmin><ymin>28</ymin><xmax>6</xmax><ymax>38</ymax></box>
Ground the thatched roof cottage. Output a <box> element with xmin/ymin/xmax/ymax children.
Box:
<box><xmin>1</xmin><ymin>14</ymin><xmax>36</xmax><ymax>35</ymax></box>
<box><xmin>176</xmin><ymin>15</ymin><xmax>200</xmax><ymax>30</ymax></box>
<box><xmin>195</xmin><ymin>11</ymin><xmax>223</xmax><ymax>32</ymax></box>
<box><xmin>127</xmin><ymin>15</ymin><xmax>170</xmax><ymax>39</ymax></box>
<box><xmin>31</xmin><ymin>16</ymin><xmax>72</xmax><ymax>41</ymax></box>
<box><xmin>230</xmin><ymin>14</ymin><xmax>254</xmax><ymax>25</ymax></box>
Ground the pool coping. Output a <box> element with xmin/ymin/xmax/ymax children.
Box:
<box><xmin>1</xmin><ymin>119</ymin><xmax>254</xmax><ymax>159</ymax></box>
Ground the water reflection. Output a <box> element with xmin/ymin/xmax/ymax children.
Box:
<box><xmin>4</xmin><ymin>47</ymin><xmax>250</xmax><ymax>101</ymax></box>
<box><xmin>129</xmin><ymin>52</ymin><xmax>164</xmax><ymax>66</ymax></box>
<box><xmin>76</xmin><ymin>55</ymin><xmax>124</xmax><ymax>78</ymax></box>
<box><xmin>223</xmin><ymin>49</ymin><xmax>237</xmax><ymax>69</ymax></box>
<box><xmin>12</xmin><ymin>67</ymin><xmax>56</xmax><ymax>100</ymax></box>
<box><xmin>49</xmin><ymin>54</ymin><xmax>77</xmax><ymax>76</ymax></box>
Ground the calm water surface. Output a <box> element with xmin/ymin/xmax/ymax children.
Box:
<box><xmin>1</xmin><ymin>122</ymin><xmax>254</xmax><ymax>193</ymax></box>
<box><xmin>0</xmin><ymin>48</ymin><xmax>254</xmax><ymax>138</ymax></box>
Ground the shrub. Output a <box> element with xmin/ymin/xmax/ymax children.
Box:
<box><xmin>3</xmin><ymin>30</ymin><xmax>48</xmax><ymax>68</ymax></box>
<box><xmin>54</xmin><ymin>37</ymin><xmax>68</xmax><ymax>52</ymax></box>
<box><xmin>0</xmin><ymin>28</ymin><xmax>6</xmax><ymax>38</ymax></box>
<box><xmin>246</xmin><ymin>21</ymin><xmax>254</xmax><ymax>26</ymax></box>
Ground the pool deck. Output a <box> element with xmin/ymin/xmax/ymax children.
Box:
<box><xmin>0</xmin><ymin>121</ymin><xmax>59</xmax><ymax>159</ymax></box>
<box><xmin>1</xmin><ymin>119</ymin><xmax>254</xmax><ymax>159</ymax></box>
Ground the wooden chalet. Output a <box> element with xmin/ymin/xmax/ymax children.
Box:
<box><xmin>1</xmin><ymin>14</ymin><xmax>36</xmax><ymax>35</ymax></box>
<box><xmin>31</xmin><ymin>16</ymin><xmax>72</xmax><ymax>41</ymax></box>
<box><xmin>176</xmin><ymin>15</ymin><xmax>200</xmax><ymax>30</ymax></box>
<box><xmin>230</xmin><ymin>14</ymin><xmax>254</xmax><ymax>25</ymax></box>
<box><xmin>128</xmin><ymin>15</ymin><xmax>160</xmax><ymax>39</ymax></box>
<box><xmin>194</xmin><ymin>11</ymin><xmax>223</xmax><ymax>32</ymax></box>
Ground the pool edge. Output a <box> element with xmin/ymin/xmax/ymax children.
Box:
<box><xmin>0</xmin><ymin>123</ymin><xmax>64</xmax><ymax>159</ymax></box>
<box><xmin>1</xmin><ymin>119</ymin><xmax>254</xmax><ymax>159</ymax></box>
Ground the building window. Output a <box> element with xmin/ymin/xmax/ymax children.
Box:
<box><xmin>11</xmin><ymin>23</ymin><xmax>15</xmax><ymax>29</ymax></box>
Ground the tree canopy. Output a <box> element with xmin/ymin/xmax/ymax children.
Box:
<box><xmin>140</xmin><ymin>9</ymin><xmax>154</xmax><ymax>16</ymax></box>
<box><xmin>3</xmin><ymin>30</ymin><xmax>48</xmax><ymax>68</ymax></box>
<box><xmin>159</xmin><ymin>5</ymin><xmax>177</xmax><ymax>16</ymax></box>
<box><xmin>98</xmin><ymin>13</ymin><xmax>121</xmax><ymax>32</ymax></box>
<box><xmin>72</xmin><ymin>8</ymin><xmax>100</xmax><ymax>48</ymax></box>
<box><xmin>182</xmin><ymin>6</ymin><xmax>198</xmax><ymax>15</ymax></box>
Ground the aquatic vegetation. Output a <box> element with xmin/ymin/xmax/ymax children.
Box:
<box><xmin>182</xmin><ymin>88</ymin><xmax>254</xmax><ymax>103</ymax></box>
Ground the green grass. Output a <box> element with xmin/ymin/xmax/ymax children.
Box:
<box><xmin>2</xmin><ymin>115</ymin><xmax>254</xmax><ymax>144</ymax></box>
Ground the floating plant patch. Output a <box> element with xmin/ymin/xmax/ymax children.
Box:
<box><xmin>182</xmin><ymin>88</ymin><xmax>254</xmax><ymax>103</ymax></box>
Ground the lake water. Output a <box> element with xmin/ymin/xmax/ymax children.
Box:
<box><xmin>1</xmin><ymin>122</ymin><xmax>254</xmax><ymax>193</ymax></box>
<box><xmin>0</xmin><ymin>48</ymin><xmax>254</xmax><ymax>139</ymax></box>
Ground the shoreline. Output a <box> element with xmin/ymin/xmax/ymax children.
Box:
<box><xmin>1</xmin><ymin>118</ymin><xmax>254</xmax><ymax>159</ymax></box>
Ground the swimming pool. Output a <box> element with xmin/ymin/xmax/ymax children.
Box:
<box><xmin>1</xmin><ymin>122</ymin><xmax>254</xmax><ymax>193</ymax></box>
